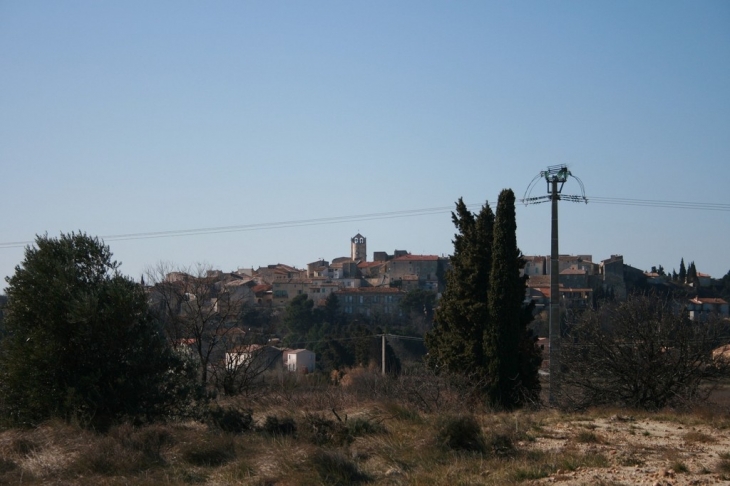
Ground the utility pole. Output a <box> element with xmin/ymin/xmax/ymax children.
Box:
<box><xmin>523</xmin><ymin>165</ymin><xmax>587</xmax><ymax>405</ymax></box>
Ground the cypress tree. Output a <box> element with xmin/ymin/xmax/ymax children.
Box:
<box><xmin>425</xmin><ymin>198</ymin><xmax>494</xmax><ymax>377</ymax></box>
<box><xmin>486</xmin><ymin>189</ymin><xmax>541</xmax><ymax>409</ymax></box>
<box><xmin>687</xmin><ymin>261</ymin><xmax>698</xmax><ymax>285</ymax></box>
<box><xmin>679</xmin><ymin>258</ymin><xmax>686</xmax><ymax>283</ymax></box>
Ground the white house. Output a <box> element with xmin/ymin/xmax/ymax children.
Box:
<box><xmin>283</xmin><ymin>349</ymin><xmax>316</xmax><ymax>373</ymax></box>
<box><xmin>225</xmin><ymin>344</ymin><xmax>281</xmax><ymax>371</ymax></box>
<box><xmin>687</xmin><ymin>297</ymin><xmax>729</xmax><ymax>321</ymax></box>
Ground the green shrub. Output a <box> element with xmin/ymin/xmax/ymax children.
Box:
<box><xmin>0</xmin><ymin>233</ymin><xmax>200</xmax><ymax>428</ymax></box>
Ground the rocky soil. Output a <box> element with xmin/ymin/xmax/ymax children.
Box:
<box><xmin>527</xmin><ymin>414</ymin><xmax>730</xmax><ymax>486</ymax></box>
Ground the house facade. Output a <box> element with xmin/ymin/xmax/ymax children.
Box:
<box><xmin>335</xmin><ymin>287</ymin><xmax>405</xmax><ymax>316</ymax></box>
<box><xmin>687</xmin><ymin>297</ymin><xmax>729</xmax><ymax>321</ymax></box>
<box><xmin>283</xmin><ymin>349</ymin><xmax>316</xmax><ymax>373</ymax></box>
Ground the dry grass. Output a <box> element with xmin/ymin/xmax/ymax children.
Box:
<box><xmin>0</xmin><ymin>377</ymin><xmax>728</xmax><ymax>485</ymax></box>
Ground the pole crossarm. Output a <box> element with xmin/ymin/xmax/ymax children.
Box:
<box><xmin>523</xmin><ymin>164</ymin><xmax>588</xmax><ymax>205</ymax></box>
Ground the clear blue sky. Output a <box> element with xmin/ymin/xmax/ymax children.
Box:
<box><xmin>1</xmin><ymin>1</ymin><xmax>729</xmax><ymax>286</ymax></box>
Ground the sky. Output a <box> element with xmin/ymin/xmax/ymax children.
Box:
<box><xmin>1</xmin><ymin>1</ymin><xmax>729</xmax><ymax>288</ymax></box>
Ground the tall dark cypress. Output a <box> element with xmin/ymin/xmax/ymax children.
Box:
<box><xmin>687</xmin><ymin>261</ymin><xmax>698</xmax><ymax>286</ymax></box>
<box><xmin>486</xmin><ymin>189</ymin><xmax>540</xmax><ymax>409</ymax></box>
<box><xmin>425</xmin><ymin>198</ymin><xmax>494</xmax><ymax>378</ymax></box>
<box><xmin>679</xmin><ymin>258</ymin><xmax>687</xmax><ymax>284</ymax></box>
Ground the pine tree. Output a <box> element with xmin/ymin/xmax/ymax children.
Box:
<box><xmin>425</xmin><ymin>198</ymin><xmax>494</xmax><ymax>377</ymax></box>
<box><xmin>485</xmin><ymin>189</ymin><xmax>541</xmax><ymax>409</ymax></box>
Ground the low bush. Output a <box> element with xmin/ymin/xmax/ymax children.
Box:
<box><xmin>301</xmin><ymin>413</ymin><xmax>352</xmax><ymax>446</ymax></box>
<box><xmin>208</xmin><ymin>405</ymin><xmax>253</xmax><ymax>433</ymax></box>
<box><xmin>435</xmin><ymin>414</ymin><xmax>487</xmax><ymax>453</ymax></box>
<box><xmin>10</xmin><ymin>436</ymin><xmax>39</xmax><ymax>455</ymax></box>
<box><xmin>347</xmin><ymin>416</ymin><xmax>386</xmax><ymax>437</ymax></box>
<box><xmin>69</xmin><ymin>423</ymin><xmax>174</xmax><ymax>476</ymax></box>
<box><xmin>262</xmin><ymin>415</ymin><xmax>297</xmax><ymax>436</ymax></box>
<box><xmin>110</xmin><ymin>423</ymin><xmax>173</xmax><ymax>459</ymax></box>
<box><xmin>180</xmin><ymin>433</ymin><xmax>236</xmax><ymax>467</ymax></box>
<box><xmin>309</xmin><ymin>449</ymin><xmax>370</xmax><ymax>485</ymax></box>
<box><xmin>0</xmin><ymin>457</ymin><xmax>17</xmax><ymax>474</ymax></box>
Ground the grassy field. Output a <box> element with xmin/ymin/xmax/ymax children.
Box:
<box><xmin>1</xmin><ymin>372</ymin><xmax>729</xmax><ymax>485</ymax></box>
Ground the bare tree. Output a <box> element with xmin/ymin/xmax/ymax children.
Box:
<box><xmin>560</xmin><ymin>294</ymin><xmax>729</xmax><ymax>410</ymax></box>
<box><xmin>212</xmin><ymin>344</ymin><xmax>282</xmax><ymax>396</ymax></box>
<box><xmin>146</xmin><ymin>262</ymin><xmax>251</xmax><ymax>388</ymax></box>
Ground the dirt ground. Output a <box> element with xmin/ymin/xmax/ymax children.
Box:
<box><xmin>525</xmin><ymin>413</ymin><xmax>730</xmax><ymax>486</ymax></box>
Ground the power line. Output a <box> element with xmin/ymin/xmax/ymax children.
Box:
<box><xmin>0</xmin><ymin>196</ymin><xmax>727</xmax><ymax>249</ymax></box>
<box><xmin>587</xmin><ymin>196</ymin><xmax>730</xmax><ymax>212</ymax></box>
<box><xmin>0</xmin><ymin>206</ymin><xmax>472</xmax><ymax>249</ymax></box>
<box><xmin>280</xmin><ymin>333</ymin><xmax>424</xmax><ymax>347</ymax></box>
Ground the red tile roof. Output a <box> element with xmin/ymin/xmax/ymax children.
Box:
<box><xmin>560</xmin><ymin>268</ymin><xmax>587</xmax><ymax>275</ymax></box>
<box><xmin>690</xmin><ymin>297</ymin><xmax>728</xmax><ymax>305</ymax></box>
<box><xmin>393</xmin><ymin>254</ymin><xmax>439</xmax><ymax>261</ymax></box>
<box><xmin>335</xmin><ymin>287</ymin><xmax>403</xmax><ymax>294</ymax></box>
<box><xmin>357</xmin><ymin>261</ymin><xmax>384</xmax><ymax>268</ymax></box>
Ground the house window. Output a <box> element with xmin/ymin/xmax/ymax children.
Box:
<box><xmin>359</xmin><ymin>296</ymin><xmax>364</xmax><ymax>304</ymax></box>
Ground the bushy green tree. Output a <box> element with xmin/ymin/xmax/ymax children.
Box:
<box><xmin>0</xmin><ymin>233</ymin><xmax>198</xmax><ymax>428</ymax></box>
<box><xmin>425</xmin><ymin>198</ymin><xmax>494</xmax><ymax>377</ymax></box>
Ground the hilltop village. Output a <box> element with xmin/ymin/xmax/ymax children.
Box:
<box><xmin>150</xmin><ymin>233</ymin><xmax>730</xmax><ymax>322</ymax></box>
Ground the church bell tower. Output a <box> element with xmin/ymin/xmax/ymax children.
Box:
<box><xmin>351</xmin><ymin>233</ymin><xmax>366</xmax><ymax>261</ymax></box>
